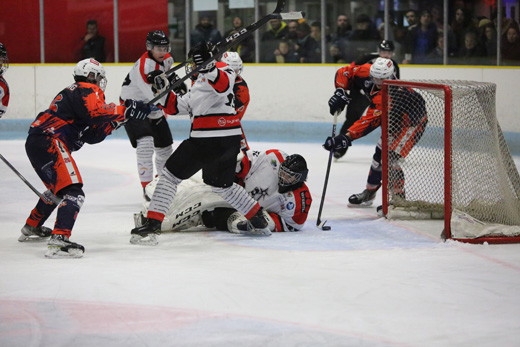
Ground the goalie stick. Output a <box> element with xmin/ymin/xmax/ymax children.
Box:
<box><xmin>316</xmin><ymin>111</ymin><xmax>341</xmax><ymax>231</ymax></box>
<box><xmin>0</xmin><ymin>153</ymin><xmax>61</xmax><ymax>205</ymax></box>
<box><xmin>148</xmin><ymin>1</ymin><xmax>304</xmax><ymax>104</ymax></box>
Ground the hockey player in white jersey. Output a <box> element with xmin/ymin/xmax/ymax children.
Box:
<box><xmin>136</xmin><ymin>149</ymin><xmax>312</xmax><ymax>233</ymax></box>
<box><xmin>120</xmin><ymin>30</ymin><xmax>185</xmax><ymax>201</ymax></box>
<box><xmin>130</xmin><ymin>42</ymin><xmax>272</xmax><ymax>245</ymax></box>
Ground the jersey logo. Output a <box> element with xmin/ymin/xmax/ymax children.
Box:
<box><xmin>250</xmin><ymin>187</ymin><xmax>269</xmax><ymax>201</ymax></box>
<box><xmin>285</xmin><ymin>201</ymin><xmax>295</xmax><ymax>210</ymax></box>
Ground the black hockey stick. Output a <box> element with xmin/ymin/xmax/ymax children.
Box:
<box><xmin>316</xmin><ymin>111</ymin><xmax>341</xmax><ymax>231</ymax></box>
<box><xmin>148</xmin><ymin>3</ymin><xmax>304</xmax><ymax>104</ymax></box>
<box><xmin>0</xmin><ymin>153</ymin><xmax>61</xmax><ymax>205</ymax></box>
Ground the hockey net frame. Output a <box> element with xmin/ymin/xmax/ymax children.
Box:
<box><xmin>380</xmin><ymin>80</ymin><xmax>520</xmax><ymax>244</ymax></box>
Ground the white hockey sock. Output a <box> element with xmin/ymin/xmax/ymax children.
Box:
<box><xmin>212</xmin><ymin>183</ymin><xmax>258</xmax><ymax>216</ymax></box>
<box><xmin>154</xmin><ymin>145</ymin><xmax>173</xmax><ymax>175</ymax></box>
<box><xmin>148</xmin><ymin>169</ymin><xmax>182</xmax><ymax>216</ymax></box>
<box><xmin>136</xmin><ymin>136</ymin><xmax>155</xmax><ymax>185</ymax></box>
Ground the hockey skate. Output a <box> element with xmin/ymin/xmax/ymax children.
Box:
<box><xmin>130</xmin><ymin>218</ymin><xmax>161</xmax><ymax>246</ymax></box>
<box><xmin>45</xmin><ymin>234</ymin><xmax>85</xmax><ymax>258</ymax></box>
<box><xmin>348</xmin><ymin>188</ymin><xmax>379</xmax><ymax>207</ymax></box>
<box><xmin>233</xmin><ymin>208</ymin><xmax>272</xmax><ymax>236</ymax></box>
<box><xmin>18</xmin><ymin>224</ymin><xmax>52</xmax><ymax>242</ymax></box>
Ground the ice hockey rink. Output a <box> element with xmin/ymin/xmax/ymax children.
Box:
<box><xmin>1</xmin><ymin>126</ymin><xmax>520</xmax><ymax>346</ymax></box>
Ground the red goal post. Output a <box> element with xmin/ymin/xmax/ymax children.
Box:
<box><xmin>380</xmin><ymin>80</ymin><xmax>520</xmax><ymax>244</ymax></box>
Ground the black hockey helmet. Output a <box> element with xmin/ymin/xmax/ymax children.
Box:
<box><xmin>146</xmin><ymin>30</ymin><xmax>170</xmax><ymax>51</ymax></box>
<box><xmin>378</xmin><ymin>40</ymin><xmax>395</xmax><ymax>52</ymax></box>
<box><xmin>278</xmin><ymin>154</ymin><xmax>309</xmax><ymax>193</ymax></box>
<box><xmin>0</xmin><ymin>42</ymin><xmax>8</xmax><ymax>75</ymax></box>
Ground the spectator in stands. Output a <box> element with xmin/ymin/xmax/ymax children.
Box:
<box><xmin>453</xmin><ymin>30</ymin><xmax>486</xmax><ymax>65</ymax></box>
<box><xmin>346</xmin><ymin>14</ymin><xmax>381</xmax><ymax>62</ymax></box>
<box><xmin>501</xmin><ymin>24</ymin><xmax>520</xmax><ymax>65</ymax></box>
<box><xmin>191</xmin><ymin>14</ymin><xmax>222</xmax><ymax>47</ymax></box>
<box><xmin>424</xmin><ymin>33</ymin><xmax>445</xmax><ymax>64</ymax></box>
<box><xmin>404</xmin><ymin>10</ymin><xmax>418</xmax><ymax>30</ymax></box>
<box><xmin>78</xmin><ymin>20</ymin><xmax>106</xmax><ymax>62</ymax></box>
<box><xmin>273</xmin><ymin>39</ymin><xmax>300</xmax><ymax>63</ymax></box>
<box><xmin>286</xmin><ymin>20</ymin><xmax>299</xmax><ymax>43</ymax></box>
<box><xmin>296</xmin><ymin>21</ymin><xmax>321</xmax><ymax>63</ymax></box>
<box><xmin>450</xmin><ymin>7</ymin><xmax>475</xmax><ymax>52</ymax></box>
<box><xmin>328</xmin><ymin>14</ymin><xmax>352</xmax><ymax>63</ymax></box>
<box><xmin>225</xmin><ymin>16</ymin><xmax>254</xmax><ymax>63</ymax></box>
<box><xmin>479</xmin><ymin>19</ymin><xmax>497</xmax><ymax>63</ymax></box>
<box><xmin>402</xmin><ymin>10</ymin><xmax>438</xmax><ymax>64</ymax></box>
<box><xmin>260</xmin><ymin>18</ymin><xmax>288</xmax><ymax>62</ymax></box>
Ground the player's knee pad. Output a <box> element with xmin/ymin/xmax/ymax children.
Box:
<box><xmin>58</xmin><ymin>184</ymin><xmax>85</xmax><ymax>210</ymax></box>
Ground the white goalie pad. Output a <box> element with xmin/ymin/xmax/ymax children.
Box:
<box><xmin>141</xmin><ymin>174</ymin><xmax>233</xmax><ymax>232</ymax></box>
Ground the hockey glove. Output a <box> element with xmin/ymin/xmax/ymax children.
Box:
<box><xmin>124</xmin><ymin>100</ymin><xmax>151</xmax><ymax>121</ymax></box>
<box><xmin>323</xmin><ymin>133</ymin><xmax>352</xmax><ymax>151</ymax></box>
<box><xmin>147</xmin><ymin>70</ymin><xmax>169</xmax><ymax>96</ymax></box>
<box><xmin>168</xmin><ymin>72</ymin><xmax>188</xmax><ymax>95</ymax></box>
<box><xmin>328</xmin><ymin>88</ymin><xmax>351</xmax><ymax>115</ymax></box>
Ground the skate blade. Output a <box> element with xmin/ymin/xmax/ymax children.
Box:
<box><xmin>347</xmin><ymin>201</ymin><xmax>374</xmax><ymax>208</ymax></box>
<box><xmin>44</xmin><ymin>247</ymin><xmax>84</xmax><ymax>259</ymax></box>
<box><xmin>18</xmin><ymin>234</ymin><xmax>50</xmax><ymax>242</ymax></box>
<box><xmin>130</xmin><ymin>233</ymin><xmax>159</xmax><ymax>246</ymax></box>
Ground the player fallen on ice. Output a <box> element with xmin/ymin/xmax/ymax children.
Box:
<box><xmin>130</xmin><ymin>42</ymin><xmax>273</xmax><ymax>245</ymax></box>
<box><xmin>136</xmin><ymin>149</ymin><xmax>312</xmax><ymax>233</ymax></box>
<box><xmin>323</xmin><ymin>57</ymin><xmax>427</xmax><ymax>208</ymax></box>
<box><xmin>20</xmin><ymin>58</ymin><xmax>151</xmax><ymax>258</ymax></box>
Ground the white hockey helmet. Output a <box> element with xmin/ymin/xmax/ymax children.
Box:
<box><xmin>370</xmin><ymin>57</ymin><xmax>395</xmax><ymax>86</ymax></box>
<box><xmin>220</xmin><ymin>51</ymin><xmax>243</xmax><ymax>75</ymax></box>
<box><xmin>73</xmin><ymin>58</ymin><xmax>107</xmax><ymax>91</ymax></box>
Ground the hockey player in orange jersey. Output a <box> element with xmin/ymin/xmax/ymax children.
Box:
<box><xmin>324</xmin><ymin>57</ymin><xmax>427</xmax><ymax>208</ymax></box>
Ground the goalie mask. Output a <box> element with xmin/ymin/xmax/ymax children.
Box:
<box><xmin>370</xmin><ymin>57</ymin><xmax>395</xmax><ymax>87</ymax></box>
<box><xmin>278</xmin><ymin>154</ymin><xmax>308</xmax><ymax>193</ymax></box>
<box><xmin>73</xmin><ymin>58</ymin><xmax>107</xmax><ymax>91</ymax></box>
<box><xmin>0</xmin><ymin>43</ymin><xmax>8</xmax><ymax>76</ymax></box>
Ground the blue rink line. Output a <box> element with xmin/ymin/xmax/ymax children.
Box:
<box><xmin>1</xmin><ymin>118</ymin><xmax>519</xmax><ymax>154</ymax></box>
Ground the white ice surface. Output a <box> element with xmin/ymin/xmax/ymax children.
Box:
<box><xmin>1</xmin><ymin>139</ymin><xmax>520</xmax><ymax>347</ymax></box>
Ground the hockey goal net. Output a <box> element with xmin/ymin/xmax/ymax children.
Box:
<box><xmin>380</xmin><ymin>80</ymin><xmax>520</xmax><ymax>244</ymax></box>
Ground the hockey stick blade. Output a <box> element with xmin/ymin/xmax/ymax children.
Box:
<box><xmin>317</xmin><ymin>219</ymin><xmax>331</xmax><ymax>231</ymax></box>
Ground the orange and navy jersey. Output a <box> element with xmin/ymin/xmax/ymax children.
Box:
<box><xmin>28</xmin><ymin>82</ymin><xmax>125</xmax><ymax>151</ymax></box>
<box><xmin>334</xmin><ymin>62</ymin><xmax>372</xmax><ymax>96</ymax></box>
<box><xmin>0</xmin><ymin>76</ymin><xmax>9</xmax><ymax>116</ymax></box>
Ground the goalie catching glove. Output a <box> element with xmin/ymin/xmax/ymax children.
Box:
<box><xmin>124</xmin><ymin>99</ymin><xmax>151</xmax><ymax>121</ymax></box>
<box><xmin>328</xmin><ymin>88</ymin><xmax>351</xmax><ymax>115</ymax></box>
<box><xmin>147</xmin><ymin>70</ymin><xmax>188</xmax><ymax>96</ymax></box>
<box><xmin>323</xmin><ymin>133</ymin><xmax>352</xmax><ymax>151</ymax></box>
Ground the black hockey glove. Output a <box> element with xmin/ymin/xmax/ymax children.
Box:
<box><xmin>328</xmin><ymin>88</ymin><xmax>351</xmax><ymax>115</ymax></box>
<box><xmin>323</xmin><ymin>133</ymin><xmax>352</xmax><ymax>151</ymax></box>
<box><xmin>168</xmin><ymin>72</ymin><xmax>188</xmax><ymax>95</ymax></box>
<box><xmin>124</xmin><ymin>100</ymin><xmax>151</xmax><ymax>121</ymax></box>
<box><xmin>147</xmin><ymin>70</ymin><xmax>169</xmax><ymax>95</ymax></box>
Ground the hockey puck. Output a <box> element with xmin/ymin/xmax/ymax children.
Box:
<box><xmin>321</xmin><ymin>226</ymin><xmax>331</xmax><ymax>230</ymax></box>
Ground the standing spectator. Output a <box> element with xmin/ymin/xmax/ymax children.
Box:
<box><xmin>479</xmin><ymin>19</ymin><xmax>497</xmax><ymax>63</ymax></box>
<box><xmin>120</xmin><ymin>30</ymin><xmax>179</xmax><ymax>201</ymax></box>
<box><xmin>224</xmin><ymin>16</ymin><xmax>254</xmax><ymax>63</ymax></box>
<box><xmin>260</xmin><ymin>18</ymin><xmax>289</xmax><ymax>62</ymax></box>
<box><xmin>20</xmin><ymin>58</ymin><xmax>150</xmax><ymax>257</ymax></box>
<box><xmin>0</xmin><ymin>43</ymin><xmax>9</xmax><ymax>118</ymax></box>
<box><xmin>346</xmin><ymin>14</ymin><xmax>381</xmax><ymax>62</ymax></box>
<box><xmin>328</xmin><ymin>14</ymin><xmax>352</xmax><ymax>62</ymax></box>
<box><xmin>131</xmin><ymin>42</ymin><xmax>272</xmax><ymax>245</ymax></box>
<box><xmin>296</xmin><ymin>21</ymin><xmax>321</xmax><ymax>63</ymax></box>
<box><xmin>451</xmin><ymin>7</ymin><xmax>475</xmax><ymax>52</ymax></box>
<box><xmin>403</xmin><ymin>10</ymin><xmax>438</xmax><ymax>64</ymax></box>
<box><xmin>501</xmin><ymin>24</ymin><xmax>520</xmax><ymax>65</ymax></box>
<box><xmin>191</xmin><ymin>14</ymin><xmax>222</xmax><ymax>47</ymax></box>
<box><xmin>286</xmin><ymin>20</ymin><xmax>299</xmax><ymax>43</ymax></box>
<box><xmin>78</xmin><ymin>19</ymin><xmax>106</xmax><ymax>62</ymax></box>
